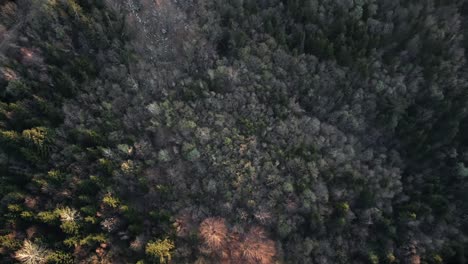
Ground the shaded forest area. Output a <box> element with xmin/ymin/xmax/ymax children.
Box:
<box><xmin>0</xmin><ymin>0</ymin><xmax>467</xmax><ymax>263</ymax></box>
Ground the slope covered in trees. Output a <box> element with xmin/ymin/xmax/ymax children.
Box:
<box><xmin>0</xmin><ymin>0</ymin><xmax>467</xmax><ymax>263</ymax></box>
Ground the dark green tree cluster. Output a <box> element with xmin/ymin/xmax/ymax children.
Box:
<box><xmin>1</xmin><ymin>0</ymin><xmax>173</xmax><ymax>263</ymax></box>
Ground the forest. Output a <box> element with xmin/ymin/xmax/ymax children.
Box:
<box><xmin>0</xmin><ymin>0</ymin><xmax>467</xmax><ymax>263</ymax></box>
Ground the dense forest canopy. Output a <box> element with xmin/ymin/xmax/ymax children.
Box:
<box><xmin>1</xmin><ymin>0</ymin><xmax>468</xmax><ymax>263</ymax></box>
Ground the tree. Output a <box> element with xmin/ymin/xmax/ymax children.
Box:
<box><xmin>14</xmin><ymin>240</ymin><xmax>49</xmax><ymax>264</ymax></box>
<box><xmin>145</xmin><ymin>238</ymin><xmax>175</xmax><ymax>264</ymax></box>
<box><xmin>199</xmin><ymin>217</ymin><xmax>228</xmax><ymax>251</ymax></box>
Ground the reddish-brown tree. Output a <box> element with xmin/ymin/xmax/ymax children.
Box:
<box><xmin>240</xmin><ymin>226</ymin><xmax>276</xmax><ymax>264</ymax></box>
<box><xmin>199</xmin><ymin>217</ymin><xmax>228</xmax><ymax>251</ymax></box>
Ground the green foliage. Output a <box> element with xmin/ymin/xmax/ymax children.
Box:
<box><xmin>158</xmin><ymin>149</ymin><xmax>171</xmax><ymax>162</ymax></box>
<box><xmin>117</xmin><ymin>144</ymin><xmax>132</xmax><ymax>155</ymax></box>
<box><xmin>46</xmin><ymin>170</ymin><xmax>65</xmax><ymax>185</ymax></box>
<box><xmin>145</xmin><ymin>238</ymin><xmax>174</xmax><ymax>264</ymax></box>
<box><xmin>0</xmin><ymin>130</ymin><xmax>21</xmax><ymax>148</ymax></box>
<box><xmin>182</xmin><ymin>143</ymin><xmax>200</xmax><ymax>161</ymax></box>
<box><xmin>432</xmin><ymin>254</ymin><xmax>443</xmax><ymax>264</ymax></box>
<box><xmin>277</xmin><ymin>219</ymin><xmax>292</xmax><ymax>239</ymax></box>
<box><xmin>283</xmin><ymin>182</ymin><xmax>294</xmax><ymax>193</ymax></box>
<box><xmin>37</xmin><ymin>211</ymin><xmax>59</xmax><ymax>224</ymax></box>
<box><xmin>7</xmin><ymin>204</ymin><xmax>23</xmax><ymax>213</ymax></box>
<box><xmin>386</xmin><ymin>253</ymin><xmax>396</xmax><ymax>263</ymax></box>
<box><xmin>79</xmin><ymin>205</ymin><xmax>97</xmax><ymax>216</ymax></box>
<box><xmin>102</xmin><ymin>193</ymin><xmax>120</xmax><ymax>208</ymax></box>
<box><xmin>1</xmin><ymin>191</ymin><xmax>25</xmax><ymax>204</ymax></box>
<box><xmin>336</xmin><ymin>202</ymin><xmax>350</xmax><ymax>215</ymax></box>
<box><xmin>0</xmin><ymin>235</ymin><xmax>21</xmax><ymax>251</ymax></box>
<box><xmin>59</xmin><ymin>221</ymin><xmax>80</xmax><ymax>235</ymax></box>
<box><xmin>20</xmin><ymin>211</ymin><xmax>34</xmax><ymax>220</ymax></box>
<box><xmin>46</xmin><ymin>251</ymin><xmax>74</xmax><ymax>264</ymax></box>
<box><xmin>68</xmin><ymin>234</ymin><xmax>106</xmax><ymax>247</ymax></box>
<box><xmin>22</xmin><ymin>127</ymin><xmax>50</xmax><ymax>155</ymax></box>
<box><xmin>368</xmin><ymin>252</ymin><xmax>379</xmax><ymax>264</ymax></box>
<box><xmin>456</xmin><ymin>163</ymin><xmax>468</xmax><ymax>178</ymax></box>
<box><xmin>70</xmin><ymin>128</ymin><xmax>104</xmax><ymax>147</ymax></box>
<box><xmin>97</xmin><ymin>159</ymin><xmax>114</xmax><ymax>175</ymax></box>
<box><xmin>4</xmin><ymin>80</ymin><xmax>31</xmax><ymax>100</ymax></box>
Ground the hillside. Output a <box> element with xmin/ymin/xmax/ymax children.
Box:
<box><xmin>1</xmin><ymin>0</ymin><xmax>467</xmax><ymax>263</ymax></box>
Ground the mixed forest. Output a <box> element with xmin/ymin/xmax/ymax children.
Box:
<box><xmin>1</xmin><ymin>0</ymin><xmax>468</xmax><ymax>263</ymax></box>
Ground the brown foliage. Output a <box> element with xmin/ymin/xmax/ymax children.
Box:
<box><xmin>199</xmin><ymin>219</ymin><xmax>276</xmax><ymax>264</ymax></box>
<box><xmin>0</xmin><ymin>1</ymin><xmax>17</xmax><ymax>27</ymax></box>
<box><xmin>411</xmin><ymin>255</ymin><xmax>421</xmax><ymax>264</ymax></box>
<box><xmin>25</xmin><ymin>226</ymin><xmax>38</xmax><ymax>239</ymax></box>
<box><xmin>199</xmin><ymin>217</ymin><xmax>228</xmax><ymax>251</ymax></box>
<box><xmin>1</xmin><ymin>67</ymin><xmax>17</xmax><ymax>81</ymax></box>
<box><xmin>175</xmin><ymin>211</ymin><xmax>195</xmax><ymax>237</ymax></box>
<box><xmin>24</xmin><ymin>196</ymin><xmax>38</xmax><ymax>209</ymax></box>
<box><xmin>239</xmin><ymin>227</ymin><xmax>276</xmax><ymax>264</ymax></box>
<box><xmin>224</xmin><ymin>230</ymin><xmax>242</xmax><ymax>263</ymax></box>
